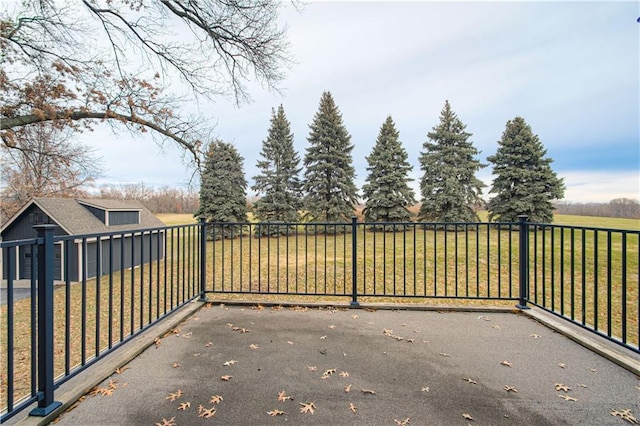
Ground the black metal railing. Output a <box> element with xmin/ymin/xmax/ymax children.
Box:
<box><xmin>1</xmin><ymin>216</ymin><xmax>638</xmax><ymax>422</ymax></box>
<box><xmin>526</xmin><ymin>222</ymin><xmax>639</xmax><ymax>351</ymax></box>
<box><xmin>1</xmin><ymin>224</ymin><xmax>200</xmax><ymax>422</ymax></box>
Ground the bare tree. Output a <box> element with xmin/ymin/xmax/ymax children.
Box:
<box><xmin>0</xmin><ymin>123</ymin><xmax>102</xmax><ymax>222</ymax></box>
<box><xmin>0</xmin><ymin>1</ymin><xmax>291</xmax><ymax>167</ymax></box>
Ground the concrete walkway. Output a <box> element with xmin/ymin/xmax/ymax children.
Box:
<box><xmin>42</xmin><ymin>304</ymin><xmax>640</xmax><ymax>425</ymax></box>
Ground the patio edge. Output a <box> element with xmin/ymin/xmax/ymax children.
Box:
<box><xmin>522</xmin><ymin>307</ymin><xmax>640</xmax><ymax>376</ymax></box>
<box><xmin>14</xmin><ymin>300</ymin><xmax>205</xmax><ymax>426</ymax></box>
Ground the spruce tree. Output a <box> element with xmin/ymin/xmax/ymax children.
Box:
<box><xmin>418</xmin><ymin>100</ymin><xmax>485</xmax><ymax>223</ymax></box>
<box><xmin>487</xmin><ymin>117</ymin><xmax>565</xmax><ymax>223</ymax></box>
<box><xmin>252</xmin><ymin>105</ymin><xmax>303</xmax><ymax>236</ymax></box>
<box><xmin>362</xmin><ymin>116</ymin><xmax>415</xmax><ymax>230</ymax></box>
<box><xmin>196</xmin><ymin>140</ymin><xmax>248</xmax><ymax>239</ymax></box>
<box><xmin>303</xmin><ymin>91</ymin><xmax>358</xmax><ymax>226</ymax></box>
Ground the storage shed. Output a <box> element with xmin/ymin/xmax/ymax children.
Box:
<box><xmin>1</xmin><ymin>198</ymin><xmax>165</xmax><ymax>282</ymax></box>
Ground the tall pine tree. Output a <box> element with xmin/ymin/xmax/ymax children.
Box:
<box><xmin>362</xmin><ymin>116</ymin><xmax>415</xmax><ymax>229</ymax></box>
<box><xmin>418</xmin><ymin>100</ymin><xmax>485</xmax><ymax>223</ymax></box>
<box><xmin>252</xmin><ymin>105</ymin><xmax>303</xmax><ymax>236</ymax></box>
<box><xmin>196</xmin><ymin>140</ymin><xmax>248</xmax><ymax>239</ymax></box>
<box><xmin>303</xmin><ymin>91</ymin><xmax>358</xmax><ymax>225</ymax></box>
<box><xmin>487</xmin><ymin>117</ymin><xmax>564</xmax><ymax>223</ymax></box>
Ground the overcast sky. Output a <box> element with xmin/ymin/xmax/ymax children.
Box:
<box><xmin>84</xmin><ymin>1</ymin><xmax>639</xmax><ymax>204</ymax></box>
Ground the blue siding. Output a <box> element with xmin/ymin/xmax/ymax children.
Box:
<box><xmin>108</xmin><ymin>211</ymin><xmax>139</xmax><ymax>226</ymax></box>
<box><xmin>84</xmin><ymin>205</ymin><xmax>106</xmax><ymax>223</ymax></box>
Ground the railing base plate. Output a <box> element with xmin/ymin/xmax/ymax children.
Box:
<box><xmin>516</xmin><ymin>304</ymin><xmax>531</xmax><ymax>310</ymax></box>
<box><xmin>29</xmin><ymin>401</ymin><xmax>62</xmax><ymax>417</ymax></box>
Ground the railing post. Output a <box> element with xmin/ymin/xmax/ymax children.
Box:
<box><xmin>199</xmin><ymin>217</ymin><xmax>207</xmax><ymax>302</ymax></box>
<box><xmin>30</xmin><ymin>224</ymin><xmax>62</xmax><ymax>416</ymax></box>
<box><xmin>516</xmin><ymin>215</ymin><xmax>530</xmax><ymax>310</ymax></box>
<box><xmin>350</xmin><ymin>216</ymin><xmax>359</xmax><ymax>307</ymax></box>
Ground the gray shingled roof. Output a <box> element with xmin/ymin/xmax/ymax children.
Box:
<box><xmin>30</xmin><ymin>198</ymin><xmax>165</xmax><ymax>235</ymax></box>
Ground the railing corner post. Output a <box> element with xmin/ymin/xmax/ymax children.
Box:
<box><xmin>516</xmin><ymin>215</ymin><xmax>530</xmax><ymax>310</ymax></box>
<box><xmin>30</xmin><ymin>224</ymin><xmax>62</xmax><ymax>417</ymax></box>
<box><xmin>350</xmin><ymin>216</ymin><xmax>359</xmax><ymax>308</ymax></box>
<box><xmin>199</xmin><ymin>216</ymin><xmax>207</xmax><ymax>302</ymax></box>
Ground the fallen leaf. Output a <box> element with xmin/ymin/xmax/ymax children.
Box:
<box><xmin>199</xmin><ymin>407</ymin><xmax>216</xmax><ymax>418</ymax></box>
<box><xmin>221</xmin><ymin>375</ymin><xmax>233</xmax><ymax>381</ymax></box>
<box><xmin>182</xmin><ymin>332</ymin><xmax>192</xmax><ymax>339</ymax></box>
<box><xmin>421</xmin><ymin>387</ymin><xmax>430</xmax><ymax>392</ymax></box>
<box><xmin>383</xmin><ymin>329</ymin><xmax>393</xmax><ymax>335</ymax></box>
<box><xmin>554</xmin><ymin>383</ymin><xmax>571</xmax><ymax>392</ymax></box>
<box><xmin>329</xmin><ymin>325</ymin><xmax>336</xmax><ymax>329</ymax></box>
<box><xmin>278</xmin><ymin>390</ymin><xmax>292</xmax><ymax>402</ymax></box>
<box><xmin>501</xmin><ymin>360</ymin><xmax>513</xmax><ymax>367</ymax></box>
<box><xmin>589</xmin><ymin>368</ymin><xmax>597</xmax><ymax>373</ymax></box>
<box><xmin>361</xmin><ymin>389</ymin><xmax>377</xmax><ymax>395</ymax></box>
<box><xmin>178</xmin><ymin>402</ymin><xmax>191</xmax><ymax>410</ymax></box>
<box><xmin>462</xmin><ymin>377</ymin><xmax>477</xmax><ymax>385</ymax></box>
<box><xmin>223</xmin><ymin>360</ymin><xmax>237</xmax><ymax>366</ymax></box>
<box><xmin>321</xmin><ymin>368</ymin><xmax>336</xmax><ymax>379</ymax></box>
<box><xmin>287</xmin><ymin>341</ymin><xmax>294</xmax><ymax>345</ymax></box>
<box><xmin>192</xmin><ymin>353</ymin><xmax>201</xmax><ymax>357</ymax></box>
<box><xmin>271</xmin><ymin>305</ymin><xmax>283</xmax><ymax>311</ymax></box>
<box><xmin>504</xmin><ymin>385</ymin><xmax>518</xmax><ymax>393</ymax></box>
<box><xmin>155</xmin><ymin>417</ymin><xmax>176</xmax><ymax>426</ymax></box>
<box><xmin>300</xmin><ymin>402</ymin><xmax>316</xmax><ymax>414</ymax></box>
<box><xmin>530</xmin><ymin>334</ymin><xmax>541</xmax><ymax>338</ymax></box>
<box><xmin>351</xmin><ymin>314</ymin><xmax>358</xmax><ymax>319</ymax></box>
<box><xmin>349</xmin><ymin>402</ymin><xmax>357</xmax><ymax>413</ymax></box>
<box><xmin>558</xmin><ymin>394</ymin><xmax>577</xmax><ymax>402</ymax></box>
<box><xmin>166</xmin><ymin>390</ymin><xmax>183</xmax><ymax>402</ymax></box>
<box><xmin>205</xmin><ymin>342</ymin><xmax>213</xmax><ymax>347</ymax></box>
<box><xmin>610</xmin><ymin>409</ymin><xmax>639</xmax><ymax>424</ymax></box>
<box><xmin>249</xmin><ymin>344</ymin><xmax>259</xmax><ymax>350</ymax></box>
<box><xmin>172</xmin><ymin>328</ymin><xmax>181</xmax><ymax>334</ymax></box>
<box><xmin>558</xmin><ymin>363</ymin><xmax>566</xmax><ymax>369</ymax></box>
<box><xmin>99</xmin><ymin>387</ymin><xmax>114</xmax><ymax>396</ymax></box>
<box><xmin>307</xmin><ymin>366</ymin><xmax>317</xmax><ymax>371</ymax></box>
<box><xmin>210</xmin><ymin>395</ymin><xmax>223</xmax><ymax>404</ymax></box>
<box><xmin>340</xmin><ymin>371</ymin><xmax>349</xmax><ymax>378</ymax></box>
<box><xmin>439</xmin><ymin>353</ymin><xmax>451</xmax><ymax>357</ymax></box>
<box><xmin>154</xmin><ymin>337</ymin><xmax>162</xmax><ymax>347</ymax></box>
<box><xmin>492</xmin><ymin>325</ymin><xmax>501</xmax><ymax>329</ymax></box>
<box><xmin>172</xmin><ymin>362</ymin><xmax>180</xmax><ymax>368</ymax></box>
<box><xmin>394</xmin><ymin>417</ymin><xmax>410</xmax><ymax>425</ymax></box>
<box><xmin>462</xmin><ymin>413</ymin><xmax>474</xmax><ymax>421</ymax></box>
<box><xmin>114</xmin><ymin>366</ymin><xmax>129</xmax><ymax>375</ymax></box>
<box><xmin>344</xmin><ymin>384</ymin><xmax>352</xmax><ymax>393</ymax></box>
<box><xmin>267</xmin><ymin>409</ymin><xmax>286</xmax><ymax>416</ymax></box>
<box><xmin>579</xmin><ymin>384</ymin><xmax>588</xmax><ymax>388</ymax></box>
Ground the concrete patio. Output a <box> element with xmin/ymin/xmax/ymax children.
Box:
<box><xmin>16</xmin><ymin>302</ymin><xmax>640</xmax><ymax>425</ymax></box>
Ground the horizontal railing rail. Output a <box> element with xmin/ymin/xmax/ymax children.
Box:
<box><xmin>1</xmin><ymin>216</ymin><xmax>638</xmax><ymax>422</ymax></box>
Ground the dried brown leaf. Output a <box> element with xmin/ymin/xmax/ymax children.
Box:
<box><xmin>155</xmin><ymin>417</ymin><xmax>176</xmax><ymax>426</ymax></box>
<box><xmin>299</xmin><ymin>402</ymin><xmax>316</xmax><ymax>414</ymax></box>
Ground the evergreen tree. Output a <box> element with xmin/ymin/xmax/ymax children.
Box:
<box><xmin>196</xmin><ymin>140</ymin><xmax>248</xmax><ymax>239</ymax></box>
<box><xmin>303</xmin><ymin>91</ymin><xmax>358</xmax><ymax>226</ymax></box>
<box><xmin>418</xmin><ymin>100</ymin><xmax>485</xmax><ymax>223</ymax></box>
<box><xmin>362</xmin><ymin>116</ymin><xmax>415</xmax><ymax>230</ymax></box>
<box><xmin>252</xmin><ymin>105</ymin><xmax>303</xmax><ymax>236</ymax></box>
<box><xmin>487</xmin><ymin>117</ymin><xmax>565</xmax><ymax>223</ymax></box>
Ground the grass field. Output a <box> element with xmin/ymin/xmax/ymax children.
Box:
<box><xmin>2</xmin><ymin>212</ymin><xmax>638</xmax><ymax>413</ymax></box>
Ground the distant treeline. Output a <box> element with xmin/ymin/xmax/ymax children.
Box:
<box><xmin>96</xmin><ymin>183</ymin><xmax>199</xmax><ymax>214</ymax></box>
<box><xmin>94</xmin><ymin>186</ymin><xmax>639</xmax><ymax>220</ymax></box>
<box><xmin>553</xmin><ymin>198</ymin><xmax>640</xmax><ymax>219</ymax></box>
